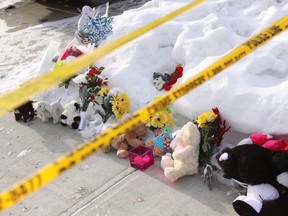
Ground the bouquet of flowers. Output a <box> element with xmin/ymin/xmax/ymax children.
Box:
<box><xmin>96</xmin><ymin>88</ymin><xmax>130</xmax><ymax>123</ymax></box>
<box><xmin>194</xmin><ymin>107</ymin><xmax>230</xmax><ymax>165</ymax></box>
<box><xmin>73</xmin><ymin>66</ymin><xmax>108</xmax><ymax>130</ymax></box>
<box><xmin>55</xmin><ymin>44</ymin><xmax>85</xmax><ymax>94</ymax></box>
<box><xmin>194</xmin><ymin>107</ymin><xmax>230</xmax><ymax>190</ymax></box>
<box><xmin>146</xmin><ymin>96</ymin><xmax>173</xmax><ymax>131</ymax></box>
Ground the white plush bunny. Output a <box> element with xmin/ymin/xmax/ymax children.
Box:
<box><xmin>34</xmin><ymin>98</ymin><xmax>63</xmax><ymax>124</ymax></box>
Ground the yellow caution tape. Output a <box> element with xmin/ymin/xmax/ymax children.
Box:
<box><xmin>1</xmin><ymin>6</ymin><xmax>288</xmax><ymax>214</ymax></box>
<box><xmin>0</xmin><ymin>0</ymin><xmax>205</xmax><ymax>115</ymax></box>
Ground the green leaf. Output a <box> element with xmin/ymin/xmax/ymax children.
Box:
<box><xmin>202</xmin><ymin>143</ymin><xmax>208</xmax><ymax>152</ymax></box>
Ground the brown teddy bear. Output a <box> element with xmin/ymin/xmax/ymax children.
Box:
<box><xmin>14</xmin><ymin>100</ymin><xmax>36</xmax><ymax>123</ymax></box>
<box><xmin>101</xmin><ymin>122</ymin><xmax>148</xmax><ymax>158</ymax></box>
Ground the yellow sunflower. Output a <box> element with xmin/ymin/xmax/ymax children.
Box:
<box><xmin>110</xmin><ymin>92</ymin><xmax>130</xmax><ymax>120</ymax></box>
<box><xmin>97</xmin><ymin>87</ymin><xmax>110</xmax><ymax>97</ymax></box>
<box><xmin>115</xmin><ymin>92</ymin><xmax>129</xmax><ymax>103</ymax></box>
<box><xmin>150</xmin><ymin>111</ymin><xmax>169</xmax><ymax>129</ymax></box>
<box><xmin>197</xmin><ymin>111</ymin><xmax>218</xmax><ymax>128</ymax></box>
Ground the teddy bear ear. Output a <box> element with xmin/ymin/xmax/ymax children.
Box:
<box><xmin>74</xmin><ymin>103</ymin><xmax>80</xmax><ymax>111</ymax></box>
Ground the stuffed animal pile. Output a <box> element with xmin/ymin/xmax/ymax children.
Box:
<box><xmin>217</xmin><ymin>144</ymin><xmax>288</xmax><ymax>216</ymax></box>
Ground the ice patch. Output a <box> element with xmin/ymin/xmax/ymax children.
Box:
<box><xmin>17</xmin><ymin>149</ymin><xmax>31</xmax><ymax>158</ymax></box>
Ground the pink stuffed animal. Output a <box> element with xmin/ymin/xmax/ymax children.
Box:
<box><xmin>238</xmin><ymin>133</ymin><xmax>288</xmax><ymax>151</ymax></box>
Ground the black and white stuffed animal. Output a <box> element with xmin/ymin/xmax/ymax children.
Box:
<box><xmin>152</xmin><ymin>72</ymin><xmax>171</xmax><ymax>90</ymax></box>
<box><xmin>14</xmin><ymin>100</ymin><xmax>35</xmax><ymax>123</ymax></box>
<box><xmin>217</xmin><ymin>144</ymin><xmax>288</xmax><ymax>216</ymax></box>
<box><xmin>60</xmin><ymin>101</ymin><xmax>81</xmax><ymax>129</ymax></box>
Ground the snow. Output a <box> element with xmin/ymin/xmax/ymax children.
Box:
<box><xmin>1</xmin><ymin>0</ymin><xmax>288</xmax><ymax>140</ymax></box>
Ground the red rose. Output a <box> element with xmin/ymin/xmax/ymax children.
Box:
<box><xmin>97</xmin><ymin>79</ymin><xmax>102</xmax><ymax>85</ymax></box>
<box><xmin>87</xmin><ymin>70</ymin><xmax>95</xmax><ymax>76</ymax></box>
<box><xmin>87</xmin><ymin>67</ymin><xmax>101</xmax><ymax>76</ymax></box>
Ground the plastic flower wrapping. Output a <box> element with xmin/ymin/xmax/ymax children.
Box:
<box><xmin>146</xmin><ymin>97</ymin><xmax>173</xmax><ymax>131</ymax></box>
<box><xmin>54</xmin><ymin>44</ymin><xmax>89</xmax><ymax>90</ymax></box>
<box><xmin>54</xmin><ymin>61</ymin><xmax>77</xmax><ymax>89</ymax></box>
<box><xmin>194</xmin><ymin>107</ymin><xmax>230</xmax><ymax>166</ymax></box>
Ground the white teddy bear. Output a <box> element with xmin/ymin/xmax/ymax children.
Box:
<box><xmin>60</xmin><ymin>101</ymin><xmax>81</xmax><ymax>129</ymax></box>
<box><xmin>161</xmin><ymin>121</ymin><xmax>201</xmax><ymax>181</ymax></box>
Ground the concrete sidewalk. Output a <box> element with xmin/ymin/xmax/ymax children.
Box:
<box><xmin>0</xmin><ymin>114</ymin><xmax>237</xmax><ymax>216</ymax></box>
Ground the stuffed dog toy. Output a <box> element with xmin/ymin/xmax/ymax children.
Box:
<box><xmin>14</xmin><ymin>100</ymin><xmax>35</xmax><ymax>123</ymax></box>
<box><xmin>152</xmin><ymin>72</ymin><xmax>171</xmax><ymax>90</ymax></box>
<box><xmin>152</xmin><ymin>65</ymin><xmax>183</xmax><ymax>91</ymax></box>
<box><xmin>34</xmin><ymin>98</ymin><xmax>63</xmax><ymax>124</ymax></box>
<box><xmin>217</xmin><ymin>144</ymin><xmax>288</xmax><ymax>216</ymax></box>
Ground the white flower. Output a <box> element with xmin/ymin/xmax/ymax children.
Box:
<box><xmin>73</xmin><ymin>74</ymin><xmax>87</xmax><ymax>84</ymax></box>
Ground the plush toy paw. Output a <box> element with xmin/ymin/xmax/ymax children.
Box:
<box><xmin>117</xmin><ymin>149</ymin><xmax>129</xmax><ymax>158</ymax></box>
<box><xmin>101</xmin><ymin>145</ymin><xmax>111</xmax><ymax>153</ymax></box>
<box><xmin>277</xmin><ymin>172</ymin><xmax>288</xmax><ymax>188</ymax></box>
<box><xmin>71</xmin><ymin>122</ymin><xmax>79</xmax><ymax>129</ymax></box>
<box><xmin>160</xmin><ymin>154</ymin><xmax>174</xmax><ymax>170</ymax></box>
<box><xmin>14</xmin><ymin>112</ymin><xmax>22</xmax><ymax>121</ymax></box>
<box><xmin>233</xmin><ymin>196</ymin><xmax>260</xmax><ymax>216</ymax></box>
<box><xmin>74</xmin><ymin>116</ymin><xmax>81</xmax><ymax>122</ymax></box>
<box><xmin>164</xmin><ymin>167</ymin><xmax>180</xmax><ymax>181</ymax></box>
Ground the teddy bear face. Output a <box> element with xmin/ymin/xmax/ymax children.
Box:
<box><xmin>134</xmin><ymin>123</ymin><xmax>148</xmax><ymax>137</ymax></box>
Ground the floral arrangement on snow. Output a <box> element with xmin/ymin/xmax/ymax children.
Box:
<box><xmin>194</xmin><ymin>107</ymin><xmax>230</xmax><ymax>166</ymax></box>
<box><xmin>73</xmin><ymin>66</ymin><xmax>108</xmax><ymax>129</ymax></box>
<box><xmin>96</xmin><ymin>88</ymin><xmax>130</xmax><ymax>123</ymax></box>
<box><xmin>54</xmin><ymin>43</ymin><xmax>93</xmax><ymax>92</ymax></box>
<box><xmin>145</xmin><ymin>96</ymin><xmax>173</xmax><ymax>131</ymax></box>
